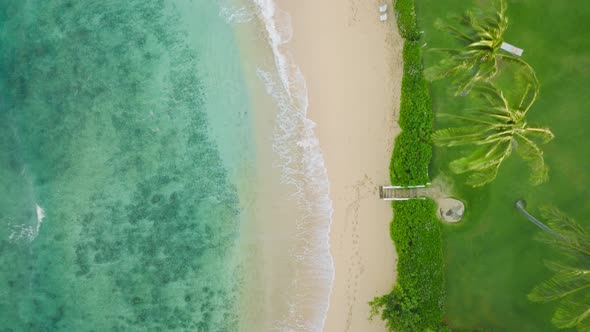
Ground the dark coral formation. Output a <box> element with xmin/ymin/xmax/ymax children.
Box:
<box><xmin>0</xmin><ymin>1</ymin><xmax>240</xmax><ymax>330</ymax></box>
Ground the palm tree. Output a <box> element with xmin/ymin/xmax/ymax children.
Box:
<box><xmin>433</xmin><ymin>79</ymin><xmax>553</xmax><ymax>187</ymax></box>
<box><xmin>425</xmin><ymin>0</ymin><xmax>536</xmax><ymax>95</ymax></box>
<box><xmin>516</xmin><ymin>202</ymin><xmax>590</xmax><ymax>331</ymax></box>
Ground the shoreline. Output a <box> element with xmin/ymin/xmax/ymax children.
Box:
<box><xmin>230</xmin><ymin>1</ymin><xmax>336</xmax><ymax>330</ymax></box>
<box><xmin>225</xmin><ymin>0</ymin><xmax>404</xmax><ymax>329</ymax></box>
<box><xmin>278</xmin><ymin>0</ymin><xmax>404</xmax><ymax>331</ymax></box>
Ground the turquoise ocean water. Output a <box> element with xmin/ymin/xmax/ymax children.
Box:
<box><xmin>0</xmin><ymin>0</ymin><xmax>252</xmax><ymax>330</ymax></box>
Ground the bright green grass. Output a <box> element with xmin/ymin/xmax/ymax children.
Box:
<box><xmin>415</xmin><ymin>0</ymin><xmax>590</xmax><ymax>330</ymax></box>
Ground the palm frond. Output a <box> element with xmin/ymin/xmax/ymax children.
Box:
<box><xmin>438</xmin><ymin>112</ymin><xmax>510</xmax><ymax>127</ymax></box>
<box><xmin>433</xmin><ymin>126</ymin><xmax>493</xmax><ymax>147</ymax></box>
<box><xmin>529</xmin><ymin>207</ymin><xmax>590</xmax><ymax>331</ymax></box>
<box><xmin>423</xmin><ymin>62</ymin><xmax>458</xmax><ymax>82</ymax></box>
<box><xmin>539</xmin><ymin>207</ymin><xmax>590</xmax><ymax>257</ymax></box>
<box><xmin>426</xmin><ymin>0</ymin><xmax>509</xmax><ymax>94</ymax></box>
<box><xmin>448</xmin><ymin>141</ymin><xmax>511</xmax><ymax>186</ymax></box>
<box><xmin>523</xmin><ymin>127</ymin><xmax>555</xmax><ymax>144</ymax></box>
<box><xmin>541</xmin><ymin>207</ymin><xmax>590</xmax><ymax>237</ymax></box>
<box><xmin>464</xmin><ymin>165</ymin><xmax>502</xmax><ymax>187</ymax></box>
<box><xmin>544</xmin><ymin>260</ymin><xmax>590</xmax><ymax>275</ymax></box>
<box><xmin>537</xmin><ymin>233</ymin><xmax>590</xmax><ymax>264</ymax></box>
<box><xmin>435</xmin><ymin>18</ymin><xmax>475</xmax><ymax>44</ymax></box>
<box><xmin>498</xmin><ymin>52</ymin><xmax>540</xmax><ymax>91</ymax></box>
<box><xmin>471</xmin><ymin>81</ymin><xmax>510</xmax><ymax>111</ymax></box>
<box><xmin>438</xmin><ymin>76</ymin><xmax>551</xmax><ymax>186</ymax></box>
<box><xmin>552</xmin><ymin>292</ymin><xmax>590</xmax><ymax>329</ymax></box>
<box><xmin>529</xmin><ymin>268</ymin><xmax>590</xmax><ymax>302</ymax></box>
<box><xmin>449</xmin><ymin>140</ymin><xmax>511</xmax><ymax>172</ymax></box>
<box><xmin>515</xmin><ymin>133</ymin><xmax>549</xmax><ymax>185</ymax></box>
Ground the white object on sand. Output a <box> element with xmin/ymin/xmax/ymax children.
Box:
<box><xmin>500</xmin><ymin>42</ymin><xmax>524</xmax><ymax>56</ymax></box>
<box><xmin>379</xmin><ymin>4</ymin><xmax>388</xmax><ymax>13</ymax></box>
<box><xmin>380</xmin><ymin>13</ymin><xmax>388</xmax><ymax>22</ymax></box>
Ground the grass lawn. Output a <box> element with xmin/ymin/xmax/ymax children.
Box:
<box><xmin>415</xmin><ymin>0</ymin><xmax>590</xmax><ymax>330</ymax></box>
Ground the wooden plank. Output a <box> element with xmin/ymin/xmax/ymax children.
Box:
<box><xmin>378</xmin><ymin>184</ymin><xmax>429</xmax><ymax>200</ymax></box>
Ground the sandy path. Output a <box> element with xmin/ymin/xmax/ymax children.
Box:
<box><xmin>277</xmin><ymin>0</ymin><xmax>404</xmax><ymax>331</ymax></box>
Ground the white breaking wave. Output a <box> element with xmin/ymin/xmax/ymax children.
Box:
<box><xmin>251</xmin><ymin>0</ymin><xmax>335</xmax><ymax>331</ymax></box>
<box><xmin>9</xmin><ymin>203</ymin><xmax>45</xmax><ymax>242</ymax></box>
<box><xmin>36</xmin><ymin>204</ymin><xmax>46</xmax><ymax>224</ymax></box>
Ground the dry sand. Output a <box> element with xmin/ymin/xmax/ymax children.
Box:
<box><xmin>277</xmin><ymin>0</ymin><xmax>404</xmax><ymax>331</ymax></box>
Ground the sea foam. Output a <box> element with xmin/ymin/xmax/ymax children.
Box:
<box><xmin>219</xmin><ymin>2</ymin><xmax>255</xmax><ymax>24</ymax></box>
<box><xmin>250</xmin><ymin>0</ymin><xmax>335</xmax><ymax>330</ymax></box>
<box><xmin>9</xmin><ymin>203</ymin><xmax>45</xmax><ymax>242</ymax></box>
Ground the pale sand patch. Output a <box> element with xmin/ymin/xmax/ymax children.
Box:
<box><xmin>278</xmin><ymin>0</ymin><xmax>404</xmax><ymax>331</ymax></box>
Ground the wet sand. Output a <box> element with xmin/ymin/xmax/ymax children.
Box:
<box><xmin>278</xmin><ymin>0</ymin><xmax>404</xmax><ymax>330</ymax></box>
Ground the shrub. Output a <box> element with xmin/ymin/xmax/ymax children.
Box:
<box><xmin>390</xmin><ymin>132</ymin><xmax>431</xmax><ymax>185</ymax></box>
<box><xmin>398</xmin><ymin>41</ymin><xmax>433</xmax><ymax>138</ymax></box>
<box><xmin>370</xmin><ymin>200</ymin><xmax>444</xmax><ymax>331</ymax></box>
<box><xmin>375</xmin><ymin>8</ymin><xmax>445</xmax><ymax>332</ymax></box>
<box><xmin>393</xmin><ymin>0</ymin><xmax>421</xmax><ymax>41</ymax></box>
<box><xmin>390</xmin><ymin>41</ymin><xmax>433</xmax><ymax>185</ymax></box>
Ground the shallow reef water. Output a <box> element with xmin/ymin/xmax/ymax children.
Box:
<box><xmin>0</xmin><ymin>1</ymin><xmax>242</xmax><ymax>330</ymax></box>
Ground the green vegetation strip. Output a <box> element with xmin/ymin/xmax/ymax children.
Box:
<box><xmin>393</xmin><ymin>0</ymin><xmax>421</xmax><ymax>41</ymax></box>
<box><xmin>370</xmin><ymin>1</ymin><xmax>445</xmax><ymax>331</ymax></box>
<box><xmin>371</xmin><ymin>200</ymin><xmax>444</xmax><ymax>331</ymax></box>
<box><xmin>390</xmin><ymin>41</ymin><xmax>433</xmax><ymax>186</ymax></box>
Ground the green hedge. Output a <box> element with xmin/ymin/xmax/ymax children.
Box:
<box><xmin>390</xmin><ymin>41</ymin><xmax>433</xmax><ymax>186</ymax></box>
<box><xmin>393</xmin><ymin>0</ymin><xmax>421</xmax><ymax>41</ymax></box>
<box><xmin>372</xmin><ymin>6</ymin><xmax>446</xmax><ymax>331</ymax></box>
<box><xmin>370</xmin><ymin>200</ymin><xmax>444</xmax><ymax>331</ymax></box>
<box><xmin>391</xmin><ymin>133</ymin><xmax>431</xmax><ymax>185</ymax></box>
<box><xmin>398</xmin><ymin>41</ymin><xmax>432</xmax><ymax>137</ymax></box>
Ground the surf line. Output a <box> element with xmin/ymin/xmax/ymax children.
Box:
<box><xmin>251</xmin><ymin>0</ymin><xmax>335</xmax><ymax>330</ymax></box>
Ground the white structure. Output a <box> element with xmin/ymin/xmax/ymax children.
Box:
<box><xmin>500</xmin><ymin>42</ymin><xmax>524</xmax><ymax>56</ymax></box>
<box><xmin>380</xmin><ymin>13</ymin><xmax>388</xmax><ymax>22</ymax></box>
<box><xmin>379</xmin><ymin>4</ymin><xmax>388</xmax><ymax>13</ymax></box>
<box><xmin>379</xmin><ymin>185</ymin><xmax>430</xmax><ymax>201</ymax></box>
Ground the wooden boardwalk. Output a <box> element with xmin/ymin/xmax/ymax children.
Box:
<box><xmin>379</xmin><ymin>185</ymin><xmax>430</xmax><ymax>201</ymax></box>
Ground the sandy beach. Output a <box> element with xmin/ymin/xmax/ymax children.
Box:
<box><xmin>278</xmin><ymin>0</ymin><xmax>404</xmax><ymax>331</ymax></box>
<box><xmin>230</xmin><ymin>0</ymin><xmax>403</xmax><ymax>329</ymax></box>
